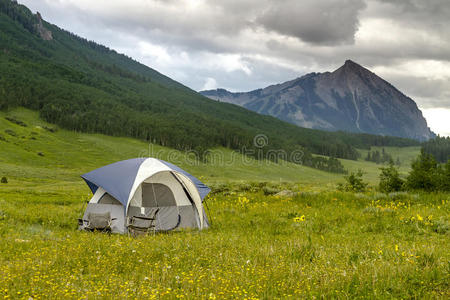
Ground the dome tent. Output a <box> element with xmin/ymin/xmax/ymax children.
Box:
<box><xmin>79</xmin><ymin>158</ymin><xmax>210</xmax><ymax>234</ymax></box>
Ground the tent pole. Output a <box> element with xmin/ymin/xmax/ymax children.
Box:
<box><xmin>203</xmin><ymin>198</ymin><xmax>213</xmax><ymax>226</ymax></box>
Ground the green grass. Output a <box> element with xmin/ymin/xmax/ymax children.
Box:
<box><xmin>0</xmin><ymin>108</ymin><xmax>420</xmax><ymax>186</ymax></box>
<box><xmin>357</xmin><ymin>146</ymin><xmax>421</xmax><ymax>167</ymax></box>
<box><xmin>0</xmin><ymin>109</ymin><xmax>448</xmax><ymax>298</ymax></box>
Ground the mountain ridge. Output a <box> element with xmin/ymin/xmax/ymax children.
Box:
<box><xmin>201</xmin><ymin>60</ymin><xmax>435</xmax><ymax>141</ymax></box>
<box><xmin>0</xmin><ymin>0</ymin><xmax>419</xmax><ymax>170</ymax></box>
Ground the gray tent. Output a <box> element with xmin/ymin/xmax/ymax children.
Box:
<box><xmin>78</xmin><ymin>158</ymin><xmax>210</xmax><ymax>234</ymax></box>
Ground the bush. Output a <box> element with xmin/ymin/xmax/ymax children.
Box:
<box><xmin>4</xmin><ymin>129</ymin><xmax>17</xmax><ymax>137</ymax></box>
<box><xmin>43</xmin><ymin>126</ymin><xmax>57</xmax><ymax>133</ymax></box>
<box><xmin>338</xmin><ymin>170</ymin><xmax>368</xmax><ymax>192</ymax></box>
<box><xmin>404</xmin><ymin>150</ymin><xmax>450</xmax><ymax>192</ymax></box>
<box><xmin>5</xmin><ymin>116</ymin><xmax>27</xmax><ymax>127</ymax></box>
<box><xmin>1</xmin><ymin>177</ymin><xmax>7</xmax><ymax>184</ymax></box>
<box><xmin>440</xmin><ymin>160</ymin><xmax>450</xmax><ymax>191</ymax></box>
<box><xmin>379</xmin><ymin>162</ymin><xmax>404</xmax><ymax>193</ymax></box>
<box><xmin>405</xmin><ymin>150</ymin><xmax>440</xmax><ymax>191</ymax></box>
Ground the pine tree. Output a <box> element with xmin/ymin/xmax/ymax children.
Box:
<box><xmin>405</xmin><ymin>150</ymin><xmax>439</xmax><ymax>191</ymax></box>
<box><xmin>379</xmin><ymin>162</ymin><xmax>404</xmax><ymax>193</ymax></box>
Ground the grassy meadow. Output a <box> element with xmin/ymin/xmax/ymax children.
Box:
<box><xmin>0</xmin><ymin>109</ymin><xmax>449</xmax><ymax>298</ymax></box>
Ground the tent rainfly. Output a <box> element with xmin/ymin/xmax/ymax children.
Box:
<box><xmin>79</xmin><ymin>158</ymin><xmax>210</xmax><ymax>233</ymax></box>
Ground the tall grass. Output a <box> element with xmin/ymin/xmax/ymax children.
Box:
<box><xmin>0</xmin><ymin>181</ymin><xmax>448</xmax><ymax>298</ymax></box>
<box><xmin>0</xmin><ymin>108</ymin><xmax>448</xmax><ymax>298</ymax></box>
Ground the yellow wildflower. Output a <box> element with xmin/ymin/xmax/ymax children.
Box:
<box><xmin>293</xmin><ymin>215</ymin><xmax>305</xmax><ymax>223</ymax></box>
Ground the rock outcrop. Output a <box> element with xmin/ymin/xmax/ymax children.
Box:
<box><xmin>35</xmin><ymin>12</ymin><xmax>52</xmax><ymax>41</ymax></box>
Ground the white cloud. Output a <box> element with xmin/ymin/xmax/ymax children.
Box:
<box><xmin>202</xmin><ymin>77</ymin><xmax>218</xmax><ymax>90</ymax></box>
<box><xmin>422</xmin><ymin>108</ymin><xmax>450</xmax><ymax>137</ymax></box>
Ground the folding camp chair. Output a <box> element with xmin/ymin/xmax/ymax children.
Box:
<box><xmin>127</xmin><ymin>208</ymin><xmax>160</xmax><ymax>237</ymax></box>
<box><xmin>78</xmin><ymin>211</ymin><xmax>116</xmax><ymax>232</ymax></box>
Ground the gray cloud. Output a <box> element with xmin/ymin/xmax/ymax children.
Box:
<box><xmin>381</xmin><ymin>74</ymin><xmax>450</xmax><ymax>109</ymax></box>
<box><xmin>374</xmin><ymin>0</ymin><xmax>450</xmax><ymax>32</ymax></box>
<box><xmin>257</xmin><ymin>0</ymin><xmax>366</xmax><ymax>45</ymax></box>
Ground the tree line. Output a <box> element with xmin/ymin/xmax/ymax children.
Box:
<box><xmin>422</xmin><ymin>136</ymin><xmax>450</xmax><ymax>163</ymax></box>
<box><xmin>365</xmin><ymin>148</ymin><xmax>400</xmax><ymax>165</ymax></box>
<box><xmin>340</xmin><ymin>150</ymin><xmax>450</xmax><ymax>192</ymax></box>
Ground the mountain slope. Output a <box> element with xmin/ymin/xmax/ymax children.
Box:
<box><xmin>201</xmin><ymin>60</ymin><xmax>434</xmax><ymax>141</ymax></box>
<box><xmin>0</xmin><ymin>0</ymin><xmax>418</xmax><ymax>166</ymax></box>
<box><xmin>0</xmin><ymin>108</ymin><xmax>420</xmax><ymax>185</ymax></box>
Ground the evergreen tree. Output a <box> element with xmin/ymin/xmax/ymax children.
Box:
<box><xmin>338</xmin><ymin>170</ymin><xmax>368</xmax><ymax>192</ymax></box>
<box><xmin>379</xmin><ymin>162</ymin><xmax>404</xmax><ymax>193</ymax></box>
<box><xmin>405</xmin><ymin>150</ymin><xmax>440</xmax><ymax>191</ymax></box>
<box><xmin>422</xmin><ymin>136</ymin><xmax>450</xmax><ymax>163</ymax></box>
<box><xmin>438</xmin><ymin>160</ymin><xmax>450</xmax><ymax>191</ymax></box>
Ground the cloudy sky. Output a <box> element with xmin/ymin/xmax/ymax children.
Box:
<box><xmin>20</xmin><ymin>0</ymin><xmax>450</xmax><ymax>136</ymax></box>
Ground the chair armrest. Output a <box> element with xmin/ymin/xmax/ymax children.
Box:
<box><xmin>133</xmin><ymin>216</ymin><xmax>156</xmax><ymax>221</ymax></box>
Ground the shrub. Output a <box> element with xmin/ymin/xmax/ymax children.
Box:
<box><xmin>262</xmin><ymin>186</ymin><xmax>279</xmax><ymax>195</ymax></box>
<box><xmin>405</xmin><ymin>150</ymin><xmax>440</xmax><ymax>191</ymax></box>
<box><xmin>5</xmin><ymin>116</ymin><xmax>27</xmax><ymax>127</ymax></box>
<box><xmin>4</xmin><ymin>129</ymin><xmax>17</xmax><ymax>136</ymax></box>
<box><xmin>338</xmin><ymin>170</ymin><xmax>368</xmax><ymax>192</ymax></box>
<box><xmin>1</xmin><ymin>177</ymin><xmax>7</xmax><ymax>184</ymax></box>
<box><xmin>439</xmin><ymin>160</ymin><xmax>450</xmax><ymax>191</ymax></box>
<box><xmin>378</xmin><ymin>162</ymin><xmax>404</xmax><ymax>193</ymax></box>
<box><xmin>43</xmin><ymin>126</ymin><xmax>57</xmax><ymax>133</ymax></box>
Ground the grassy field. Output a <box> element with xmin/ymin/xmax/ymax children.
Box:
<box><xmin>0</xmin><ymin>108</ymin><xmax>448</xmax><ymax>298</ymax></box>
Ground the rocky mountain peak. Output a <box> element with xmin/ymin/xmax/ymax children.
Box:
<box><xmin>344</xmin><ymin>59</ymin><xmax>359</xmax><ymax>67</ymax></box>
<box><xmin>201</xmin><ymin>60</ymin><xmax>435</xmax><ymax>141</ymax></box>
<box><xmin>336</xmin><ymin>59</ymin><xmax>372</xmax><ymax>78</ymax></box>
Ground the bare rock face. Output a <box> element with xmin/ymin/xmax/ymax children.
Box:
<box><xmin>201</xmin><ymin>60</ymin><xmax>435</xmax><ymax>141</ymax></box>
<box><xmin>35</xmin><ymin>12</ymin><xmax>52</xmax><ymax>41</ymax></box>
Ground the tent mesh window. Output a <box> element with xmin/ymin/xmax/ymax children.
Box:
<box><xmin>98</xmin><ymin>193</ymin><xmax>121</xmax><ymax>205</ymax></box>
<box><xmin>142</xmin><ymin>183</ymin><xmax>176</xmax><ymax>207</ymax></box>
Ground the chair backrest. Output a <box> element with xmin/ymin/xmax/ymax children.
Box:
<box><xmin>129</xmin><ymin>217</ymin><xmax>153</xmax><ymax>228</ymax></box>
<box><xmin>128</xmin><ymin>208</ymin><xmax>160</xmax><ymax>229</ymax></box>
<box><xmin>87</xmin><ymin>211</ymin><xmax>111</xmax><ymax>229</ymax></box>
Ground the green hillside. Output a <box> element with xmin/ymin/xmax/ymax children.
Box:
<box><xmin>0</xmin><ymin>108</ymin><xmax>420</xmax><ymax>187</ymax></box>
<box><xmin>0</xmin><ymin>109</ymin><xmax>448</xmax><ymax>299</ymax></box>
<box><xmin>0</xmin><ymin>0</ymin><xmax>418</xmax><ymax>170</ymax></box>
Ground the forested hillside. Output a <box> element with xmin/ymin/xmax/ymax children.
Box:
<box><xmin>0</xmin><ymin>0</ymin><xmax>418</xmax><ymax>169</ymax></box>
<box><xmin>422</xmin><ymin>136</ymin><xmax>450</xmax><ymax>163</ymax></box>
